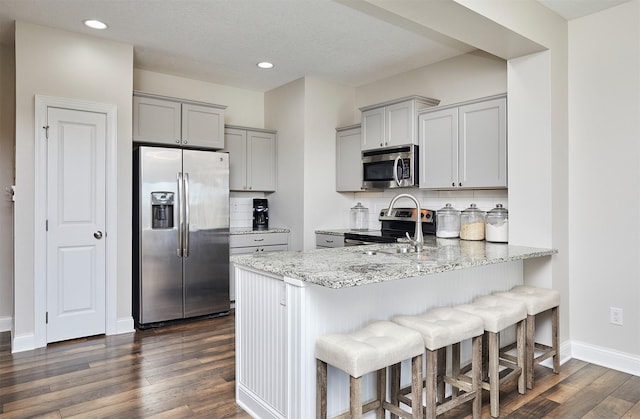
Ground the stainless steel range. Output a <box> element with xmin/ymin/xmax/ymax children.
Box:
<box><xmin>343</xmin><ymin>207</ymin><xmax>436</xmax><ymax>246</ymax></box>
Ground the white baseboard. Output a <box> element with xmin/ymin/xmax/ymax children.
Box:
<box><xmin>571</xmin><ymin>340</ymin><xmax>640</xmax><ymax>376</ymax></box>
<box><xmin>0</xmin><ymin>316</ymin><xmax>11</xmax><ymax>332</ymax></box>
<box><xmin>115</xmin><ymin>316</ymin><xmax>135</xmax><ymax>335</ymax></box>
<box><xmin>11</xmin><ymin>332</ymin><xmax>36</xmax><ymax>353</ymax></box>
<box><xmin>237</xmin><ymin>384</ymin><xmax>283</xmax><ymax>419</ymax></box>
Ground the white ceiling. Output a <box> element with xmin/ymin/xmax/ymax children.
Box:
<box><xmin>538</xmin><ymin>0</ymin><xmax>630</xmax><ymax>20</ymax></box>
<box><xmin>0</xmin><ymin>0</ymin><xmax>631</xmax><ymax>92</ymax></box>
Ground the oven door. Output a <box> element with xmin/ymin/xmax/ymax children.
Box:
<box><xmin>362</xmin><ymin>145</ymin><xmax>418</xmax><ymax>189</ymax></box>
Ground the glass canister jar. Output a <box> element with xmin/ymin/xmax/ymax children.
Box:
<box><xmin>350</xmin><ymin>202</ymin><xmax>369</xmax><ymax>231</ymax></box>
<box><xmin>460</xmin><ymin>203</ymin><xmax>486</xmax><ymax>241</ymax></box>
<box><xmin>436</xmin><ymin>203</ymin><xmax>461</xmax><ymax>238</ymax></box>
<box><xmin>485</xmin><ymin>204</ymin><xmax>509</xmax><ymax>243</ymax></box>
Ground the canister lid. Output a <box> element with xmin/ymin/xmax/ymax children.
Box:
<box><xmin>351</xmin><ymin>202</ymin><xmax>367</xmax><ymax>211</ymax></box>
<box><xmin>462</xmin><ymin>203</ymin><xmax>484</xmax><ymax>215</ymax></box>
<box><xmin>438</xmin><ymin>203</ymin><xmax>460</xmax><ymax>215</ymax></box>
<box><xmin>487</xmin><ymin>203</ymin><xmax>508</xmax><ymax>216</ymax></box>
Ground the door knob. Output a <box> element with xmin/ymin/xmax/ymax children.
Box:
<box><xmin>94</xmin><ymin>231</ymin><xmax>103</xmax><ymax>239</ymax></box>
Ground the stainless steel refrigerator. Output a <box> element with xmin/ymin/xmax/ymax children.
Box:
<box><xmin>133</xmin><ymin>146</ymin><xmax>230</xmax><ymax>328</ymax></box>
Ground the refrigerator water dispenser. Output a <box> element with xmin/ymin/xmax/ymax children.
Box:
<box><xmin>151</xmin><ymin>192</ymin><xmax>174</xmax><ymax>229</ymax></box>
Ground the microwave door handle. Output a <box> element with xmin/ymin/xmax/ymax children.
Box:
<box><xmin>393</xmin><ymin>156</ymin><xmax>402</xmax><ymax>187</ymax></box>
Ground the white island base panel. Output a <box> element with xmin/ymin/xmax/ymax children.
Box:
<box><xmin>235</xmin><ymin>260</ymin><xmax>524</xmax><ymax>419</ymax></box>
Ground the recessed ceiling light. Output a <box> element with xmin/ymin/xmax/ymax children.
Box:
<box><xmin>257</xmin><ymin>61</ymin><xmax>274</xmax><ymax>69</ymax></box>
<box><xmin>83</xmin><ymin>19</ymin><xmax>108</xmax><ymax>30</ymax></box>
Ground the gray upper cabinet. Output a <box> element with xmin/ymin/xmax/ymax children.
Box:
<box><xmin>223</xmin><ymin>126</ymin><xmax>277</xmax><ymax>192</ymax></box>
<box><xmin>133</xmin><ymin>95</ymin><xmax>181</xmax><ymax>146</ymax></box>
<box><xmin>336</xmin><ymin>124</ymin><xmax>362</xmax><ymax>192</ymax></box>
<box><xmin>181</xmin><ymin>103</ymin><xmax>225</xmax><ymax>149</ymax></box>
<box><xmin>419</xmin><ymin>95</ymin><xmax>507</xmax><ymax>189</ymax></box>
<box><xmin>133</xmin><ymin>92</ymin><xmax>226</xmax><ymax>149</ymax></box>
<box><xmin>360</xmin><ymin>96</ymin><xmax>439</xmax><ymax>151</ymax></box>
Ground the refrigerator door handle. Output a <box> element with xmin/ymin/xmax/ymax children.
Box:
<box><xmin>184</xmin><ymin>172</ymin><xmax>190</xmax><ymax>258</ymax></box>
<box><xmin>177</xmin><ymin>172</ymin><xmax>184</xmax><ymax>257</ymax></box>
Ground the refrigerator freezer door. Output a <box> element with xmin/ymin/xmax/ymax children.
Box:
<box><xmin>138</xmin><ymin>146</ymin><xmax>184</xmax><ymax>324</ymax></box>
<box><xmin>182</xmin><ymin>150</ymin><xmax>230</xmax><ymax>317</ymax></box>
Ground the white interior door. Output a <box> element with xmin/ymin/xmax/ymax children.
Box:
<box><xmin>46</xmin><ymin>107</ymin><xmax>107</xmax><ymax>343</ymax></box>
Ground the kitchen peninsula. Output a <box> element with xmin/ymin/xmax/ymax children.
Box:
<box><xmin>232</xmin><ymin>238</ymin><xmax>556</xmax><ymax>419</ymax></box>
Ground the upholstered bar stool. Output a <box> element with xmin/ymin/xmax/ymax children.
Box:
<box><xmin>494</xmin><ymin>285</ymin><xmax>560</xmax><ymax>389</ymax></box>
<box><xmin>392</xmin><ymin>307</ymin><xmax>485</xmax><ymax>419</ymax></box>
<box><xmin>315</xmin><ymin>320</ymin><xmax>424</xmax><ymax>419</ymax></box>
<box><xmin>455</xmin><ymin>295</ymin><xmax>527</xmax><ymax>418</ymax></box>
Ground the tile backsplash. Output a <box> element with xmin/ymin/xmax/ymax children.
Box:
<box><xmin>352</xmin><ymin>189</ymin><xmax>508</xmax><ymax>231</ymax></box>
<box><xmin>230</xmin><ymin>189</ymin><xmax>508</xmax><ymax>231</ymax></box>
<box><xmin>230</xmin><ymin>197</ymin><xmax>255</xmax><ymax>228</ymax></box>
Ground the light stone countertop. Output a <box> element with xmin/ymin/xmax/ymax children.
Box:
<box><xmin>230</xmin><ymin>227</ymin><xmax>290</xmax><ymax>235</ymax></box>
<box><xmin>231</xmin><ymin>236</ymin><xmax>557</xmax><ymax>289</ymax></box>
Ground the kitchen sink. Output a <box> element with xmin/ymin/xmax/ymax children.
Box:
<box><xmin>378</xmin><ymin>246</ymin><xmax>415</xmax><ymax>254</ymax></box>
<box><xmin>363</xmin><ymin>246</ymin><xmax>416</xmax><ymax>256</ymax></box>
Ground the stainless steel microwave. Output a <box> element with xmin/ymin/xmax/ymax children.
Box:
<box><xmin>362</xmin><ymin>145</ymin><xmax>419</xmax><ymax>189</ymax></box>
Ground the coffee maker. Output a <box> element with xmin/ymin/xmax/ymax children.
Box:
<box><xmin>253</xmin><ymin>199</ymin><xmax>269</xmax><ymax>230</ymax></box>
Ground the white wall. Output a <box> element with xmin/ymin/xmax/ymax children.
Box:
<box><xmin>133</xmin><ymin>69</ymin><xmax>265</xmax><ymax>128</ymax></box>
<box><xmin>265</xmin><ymin>79</ymin><xmax>305</xmax><ymax>250</ymax></box>
<box><xmin>13</xmin><ymin>22</ymin><xmax>133</xmax><ymax>349</ymax></box>
<box><xmin>303</xmin><ymin>78</ymin><xmax>357</xmax><ymax>250</ymax></box>
<box><xmin>569</xmin><ymin>1</ymin><xmax>640</xmax><ymax>361</ymax></box>
<box><xmin>356</xmin><ymin>50</ymin><xmax>507</xmax><ymax>108</ymax></box>
<box><xmin>0</xmin><ymin>44</ymin><xmax>15</xmax><ymax>332</ymax></box>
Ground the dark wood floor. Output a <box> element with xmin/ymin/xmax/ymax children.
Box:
<box><xmin>1</xmin><ymin>312</ymin><xmax>639</xmax><ymax>418</ymax></box>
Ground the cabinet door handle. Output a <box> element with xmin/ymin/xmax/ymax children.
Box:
<box><xmin>452</xmin><ymin>182</ymin><xmax>455</xmax><ymax>187</ymax></box>
<box><xmin>254</xmin><ymin>238</ymin><xmax>264</xmax><ymax>242</ymax></box>
<box><xmin>175</xmin><ymin>139</ymin><xmax>180</xmax><ymax>144</ymax></box>
<box><xmin>459</xmin><ymin>182</ymin><xmax>462</xmax><ymax>187</ymax></box>
<box><xmin>183</xmin><ymin>140</ymin><xmax>188</xmax><ymax>145</ymax></box>
<box><xmin>325</xmin><ymin>239</ymin><xmax>334</xmax><ymax>243</ymax></box>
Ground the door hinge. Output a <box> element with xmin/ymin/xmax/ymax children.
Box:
<box><xmin>46</xmin><ymin>312</ymin><xmax>48</xmax><ymax>324</ymax></box>
<box><xmin>43</xmin><ymin>125</ymin><xmax>49</xmax><ymax>139</ymax></box>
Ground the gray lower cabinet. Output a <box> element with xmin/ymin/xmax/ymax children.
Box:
<box><xmin>316</xmin><ymin>233</ymin><xmax>344</xmax><ymax>249</ymax></box>
<box><xmin>223</xmin><ymin>126</ymin><xmax>277</xmax><ymax>192</ymax></box>
<box><xmin>419</xmin><ymin>95</ymin><xmax>507</xmax><ymax>189</ymax></box>
<box><xmin>133</xmin><ymin>92</ymin><xmax>226</xmax><ymax>149</ymax></box>
<box><xmin>229</xmin><ymin>232</ymin><xmax>288</xmax><ymax>301</ymax></box>
<box><xmin>336</xmin><ymin>124</ymin><xmax>362</xmax><ymax>192</ymax></box>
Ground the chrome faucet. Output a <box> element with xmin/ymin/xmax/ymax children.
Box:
<box><xmin>387</xmin><ymin>193</ymin><xmax>423</xmax><ymax>252</ymax></box>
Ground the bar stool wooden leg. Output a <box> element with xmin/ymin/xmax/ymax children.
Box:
<box><xmin>376</xmin><ymin>369</ymin><xmax>385</xmax><ymax>419</ymax></box>
<box><xmin>390</xmin><ymin>362</ymin><xmax>400</xmax><ymax>419</ymax></box>
<box><xmin>482</xmin><ymin>333</ymin><xmax>489</xmax><ymax>382</ymax></box>
<box><xmin>350</xmin><ymin>375</ymin><xmax>363</xmax><ymax>419</ymax></box>
<box><xmin>552</xmin><ymin>306</ymin><xmax>560</xmax><ymax>374</ymax></box>
<box><xmin>471</xmin><ymin>335</ymin><xmax>482</xmax><ymax>419</ymax></box>
<box><xmin>488</xmin><ymin>331</ymin><xmax>500</xmax><ymax>418</ymax></box>
<box><xmin>525</xmin><ymin>314</ymin><xmax>535</xmax><ymax>389</ymax></box>
<box><xmin>425</xmin><ymin>349</ymin><xmax>438</xmax><ymax>419</ymax></box>
<box><xmin>517</xmin><ymin>319</ymin><xmax>526</xmax><ymax>394</ymax></box>
<box><xmin>411</xmin><ymin>354</ymin><xmax>423</xmax><ymax>419</ymax></box>
<box><xmin>437</xmin><ymin>348</ymin><xmax>446</xmax><ymax>403</ymax></box>
<box><xmin>452</xmin><ymin>342</ymin><xmax>461</xmax><ymax>399</ymax></box>
<box><xmin>317</xmin><ymin>359</ymin><xmax>327</xmax><ymax>419</ymax></box>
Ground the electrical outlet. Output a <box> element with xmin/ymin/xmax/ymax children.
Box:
<box><xmin>610</xmin><ymin>307</ymin><xmax>623</xmax><ymax>326</ymax></box>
